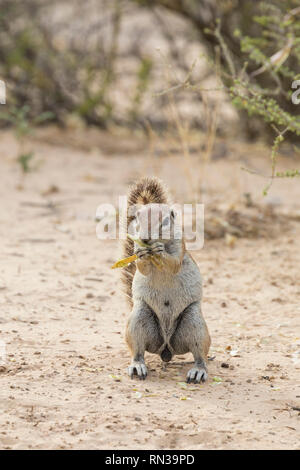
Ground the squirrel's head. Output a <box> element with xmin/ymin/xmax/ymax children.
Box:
<box><xmin>130</xmin><ymin>203</ymin><xmax>177</xmax><ymax>243</ymax></box>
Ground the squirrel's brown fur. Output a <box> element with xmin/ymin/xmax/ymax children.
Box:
<box><xmin>122</xmin><ymin>177</ymin><xmax>168</xmax><ymax>306</ymax></box>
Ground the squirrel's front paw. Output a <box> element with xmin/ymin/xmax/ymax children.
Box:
<box><xmin>150</xmin><ymin>241</ymin><xmax>165</xmax><ymax>254</ymax></box>
<box><xmin>135</xmin><ymin>247</ymin><xmax>152</xmax><ymax>259</ymax></box>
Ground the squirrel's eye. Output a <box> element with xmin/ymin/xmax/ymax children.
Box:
<box><xmin>162</xmin><ymin>216</ymin><xmax>169</xmax><ymax>226</ymax></box>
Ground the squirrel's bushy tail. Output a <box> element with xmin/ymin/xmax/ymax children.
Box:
<box><xmin>122</xmin><ymin>177</ymin><xmax>168</xmax><ymax>306</ymax></box>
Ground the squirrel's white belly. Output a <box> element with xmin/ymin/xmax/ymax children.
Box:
<box><xmin>132</xmin><ymin>254</ymin><xmax>202</xmax><ymax>339</ymax></box>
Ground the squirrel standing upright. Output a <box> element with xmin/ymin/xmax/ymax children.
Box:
<box><xmin>123</xmin><ymin>177</ymin><xmax>211</xmax><ymax>384</ymax></box>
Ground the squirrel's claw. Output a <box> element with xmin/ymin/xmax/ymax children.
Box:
<box><xmin>135</xmin><ymin>242</ymin><xmax>164</xmax><ymax>259</ymax></box>
<box><xmin>186</xmin><ymin>367</ymin><xmax>207</xmax><ymax>384</ymax></box>
<box><xmin>135</xmin><ymin>247</ymin><xmax>151</xmax><ymax>259</ymax></box>
<box><xmin>128</xmin><ymin>362</ymin><xmax>148</xmax><ymax>380</ymax></box>
<box><xmin>150</xmin><ymin>241</ymin><xmax>165</xmax><ymax>254</ymax></box>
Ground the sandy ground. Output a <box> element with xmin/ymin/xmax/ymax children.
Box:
<box><xmin>0</xmin><ymin>127</ymin><xmax>299</xmax><ymax>450</ymax></box>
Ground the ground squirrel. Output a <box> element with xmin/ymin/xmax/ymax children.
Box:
<box><xmin>123</xmin><ymin>177</ymin><xmax>211</xmax><ymax>384</ymax></box>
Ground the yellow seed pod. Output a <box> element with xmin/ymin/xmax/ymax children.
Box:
<box><xmin>111</xmin><ymin>234</ymin><xmax>164</xmax><ymax>270</ymax></box>
<box><xmin>111</xmin><ymin>254</ymin><xmax>137</xmax><ymax>269</ymax></box>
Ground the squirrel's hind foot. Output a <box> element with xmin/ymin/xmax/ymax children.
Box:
<box><xmin>128</xmin><ymin>361</ymin><xmax>148</xmax><ymax>380</ymax></box>
<box><xmin>186</xmin><ymin>367</ymin><xmax>208</xmax><ymax>384</ymax></box>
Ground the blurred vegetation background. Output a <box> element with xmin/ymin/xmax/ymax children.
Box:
<box><xmin>0</xmin><ymin>0</ymin><xmax>299</xmax><ymax>145</ymax></box>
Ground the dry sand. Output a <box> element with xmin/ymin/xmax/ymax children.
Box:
<box><xmin>0</xmin><ymin>127</ymin><xmax>299</xmax><ymax>449</ymax></box>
